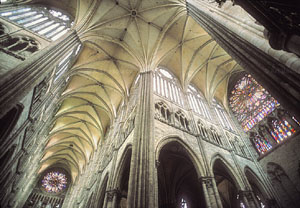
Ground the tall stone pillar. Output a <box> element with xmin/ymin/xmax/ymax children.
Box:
<box><xmin>0</xmin><ymin>30</ymin><xmax>81</xmax><ymax>117</ymax></box>
<box><xmin>200</xmin><ymin>177</ymin><xmax>223</xmax><ymax>208</ymax></box>
<box><xmin>211</xmin><ymin>177</ymin><xmax>223</xmax><ymax>208</ymax></box>
<box><xmin>239</xmin><ymin>190</ymin><xmax>259</xmax><ymax>208</ymax></box>
<box><xmin>187</xmin><ymin>1</ymin><xmax>300</xmax><ymax>121</ymax></box>
<box><xmin>127</xmin><ymin>71</ymin><xmax>156</xmax><ymax>208</ymax></box>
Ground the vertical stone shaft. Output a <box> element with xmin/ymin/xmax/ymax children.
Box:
<box><xmin>187</xmin><ymin>2</ymin><xmax>300</xmax><ymax>121</ymax></box>
<box><xmin>127</xmin><ymin>71</ymin><xmax>155</xmax><ymax>208</ymax></box>
<box><xmin>0</xmin><ymin>31</ymin><xmax>80</xmax><ymax>117</ymax></box>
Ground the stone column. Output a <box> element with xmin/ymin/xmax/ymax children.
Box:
<box><xmin>200</xmin><ymin>178</ymin><xmax>212</xmax><ymax>208</ymax></box>
<box><xmin>200</xmin><ymin>177</ymin><xmax>222</xmax><ymax>208</ymax></box>
<box><xmin>127</xmin><ymin>71</ymin><xmax>156</xmax><ymax>208</ymax></box>
<box><xmin>211</xmin><ymin>177</ymin><xmax>223</xmax><ymax>208</ymax></box>
<box><xmin>0</xmin><ymin>30</ymin><xmax>81</xmax><ymax>117</ymax></box>
<box><xmin>187</xmin><ymin>1</ymin><xmax>300</xmax><ymax>121</ymax></box>
<box><xmin>106</xmin><ymin>147</ymin><xmax>119</xmax><ymax>208</ymax></box>
<box><xmin>239</xmin><ymin>190</ymin><xmax>259</xmax><ymax>208</ymax></box>
<box><xmin>106</xmin><ymin>189</ymin><xmax>120</xmax><ymax>208</ymax></box>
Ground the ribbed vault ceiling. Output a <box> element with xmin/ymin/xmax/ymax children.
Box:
<box><xmin>39</xmin><ymin>0</ymin><xmax>244</xmax><ymax>181</ymax></box>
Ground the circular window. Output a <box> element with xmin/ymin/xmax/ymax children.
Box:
<box><xmin>41</xmin><ymin>171</ymin><xmax>68</xmax><ymax>193</ymax></box>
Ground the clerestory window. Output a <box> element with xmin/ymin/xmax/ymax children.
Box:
<box><xmin>187</xmin><ymin>84</ymin><xmax>212</xmax><ymax>120</ymax></box>
<box><xmin>0</xmin><ymin>6</ymin><xmax>73</xmax><ymax>41</ymax></box>
<box><xmin>153</xmin><ymin>67</ymin><xmax>184</xmax><ymax>106</ymax></box>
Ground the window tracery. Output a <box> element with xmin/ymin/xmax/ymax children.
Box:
<box><xmin>0</xmin><ymin>35</ymin><xmax>38</xmax><ymax>60</ymax></box>
<box><xmin>187</xmin><ymin>84</ymin><xmax>212</xmax><ymax>120</ymax></box>
<box><xmin>42</xmin><ymin>171</ymin><xmax>67</xmax><ymax>193</ymax></box>
<box><xmin>269</xmin><ymin>118</ymin><xmax>296</xmax><ymax>143</ymax></box>
<box><xmin>54</xmin><ymin>44</ymin><xmax>81</xmax><ymax>83</ymax></box>
<box><xmin>197</xmin><ymin>120</ymin><xmax>209</xmax><ymax>138</ymax></box>
<box><xmin>154</xmin><ymin>102</ymin><xmax>171</xmax><ymax>123</ymax></box>
<box><xmin>229</xmin><ymin>74</ymin><xmax>298</xmax><ymax>155</ymax></box>
<box><xmin>229</xmin><ymin>74</ymin><xmax>279</xmax><ymax>132</ymax></box>
<box><xmin>175</xmin><ymin>110</ymin><xmax>190</xmax><ymax>131</ymax></box>
<box><xmin>153</xmin><ymin>67</ymin><xmax>184</xmax><ymax>106</ymax></box>
<box><xmin>0</xmin><ymin>6</ymin><xmax>72</xmax><ymax>41</ymax></box>
<box><xmin>250</xmin><ymin>132</ymin><xmax>272</xmax><ymax>155</ymax></box>
<box><xmin>213</xmin><ymin>99</ymin><xmax>235</xmax><ymax>131</ymax></box>
<box><xmin>210</xmin><ymin>126</ymin><xmax>222</xmax><ymax>145</ymax></box>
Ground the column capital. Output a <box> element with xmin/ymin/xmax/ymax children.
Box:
<box><xmin>238</xmin><ymin>190</ymin><xmax>254</xmax><ymax>200</ymax></box>
<box><xmin>140</xmin><ymin>70</ymin><xmax>153</xmax><ymax>75</ymax></box>
<box><xmin>199</xmin><ymin>177</ymin><xmax>214</xmax><ymax>187</ymax></box>
<box><xmin>106</xmin><ymin>189</ymin><xmax>120</xmax><ymax>202</ymax></box>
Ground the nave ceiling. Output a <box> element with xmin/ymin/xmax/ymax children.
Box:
<box><xmin>38</xmin><ymin>0</ymin><xmax>244</xmax><ymax>180</ymax></box>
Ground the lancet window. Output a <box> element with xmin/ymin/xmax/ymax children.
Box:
<box><xmin>250</xmin><ymin>132</ymin><xmax>272</xmax><ymax>155</ymax></box>
<box><xmin>0</xmin><ymin>6</ymin><xmax>72</xmax><ymax>41</ymax></box>
<box><xmin>54</xmin><ymin>44</ymin><xmax>81</xmax><ymax>83</ymax></box>
<box><xmin>269</xmin><ymin>118</ymin><xmax>296</xmax><ymax>143</ymax></box>
<box><xmin>153</xmin><ymin>67</ymin><xmax>184</xmax><ymax>106</ymax></box>
<box><xmin>187</xmin><ymin>84</ymin><xmax>212</xmax><ymax>120</ymax></box>
<box><xmin>213</xmin><ymin>99</ymin><xmax>235</xmax><ymax>131</ymax></box>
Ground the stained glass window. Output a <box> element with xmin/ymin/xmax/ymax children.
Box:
<box><xmin>270</xmin><ymin>119</ymin><xmax>296</xmax><ymax>143</ymax></box>
<box><xmin>252</xmin><ymin>134</ymin><xmax>272</xmax><ymax>154</ymax></box>
<box><xmin>229</xmin><ymin>74</ymin><xmax>279</xmax><ymax>131</ymax></box>
<box><xmin>42</xmin><ymin>171</ymin><xmax>67</xmax><ymax>193</ymax></box>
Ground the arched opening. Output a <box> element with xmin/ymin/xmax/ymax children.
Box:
<box><xmin>245</xmin><ymin>168</ymin><xmax>268</xmax><ymax>208</ymax></box>
<box><xmin>97</xmin><ymin>174</ymin><xmax>109</xmax><ymax>208</ymax></box>
<box><xmin>117</xmin><ymin>148</ymin><xmax>132</xmax><ymax>208</ymax></box>
<box><xmin>0</xmin><ymin>104</ymin><xmax>23</xmax><ymax>144</ymax></box>
<box><xmin>212</xmin><ymin>159</ymin><xmax>240</xmax><ymax>208</ymax></box>
<box><xmin>158</xmin><ymin>141</ymin><xmax>205</xmax><ymax>208</ymax></box>
<box><xmin>267</xmin><ymin>162</ymin><xmax>300</xmax><ymax>207</ymax></box>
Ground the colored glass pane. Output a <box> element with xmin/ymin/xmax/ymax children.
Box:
<box><xmin>229</xmin><ymin>74</ymin><xmax>279</xmax><ymax>131</ymax></box>
<box><xmin>253</xmin><ymin>134</ymin><xmax>272</xmax><ymax>154</ymax></box>
<box><xmin>42</xmin><ymin>171</ymin><xmax>67</xmax><ymax>193</ymax></box>
<box><xmin>270</xmin><ymin>119</ymin><xmax>296</xmax><ymax>143</ymax></box>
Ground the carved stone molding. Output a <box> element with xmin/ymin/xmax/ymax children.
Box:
<box><xmin>199</xmin><ymin>177</ymin><xmax>214</xmax><ymax>188</ymax></box>
<box><xmin>106</xmin><ymin>189</ymin><xmax>120</xmax><ymax>202</ymax></box>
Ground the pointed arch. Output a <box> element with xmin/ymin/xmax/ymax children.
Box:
<box><xmin>96</xmin><ymin>173</ymin><xmax>109</xmax><ymax>208</ymax></box>
<box><xmin>244</xmin><ymin>166</ymin><xmax>271</xmax><ymax>200</ymax></box>
<box><xmin>156</xmin><ymin>136</ymin><xmax>205</xmax><ymax>178</ymax></box>
<box><xmin>210</xmin><ymin>153</ymin><xmax>244</xmax><ymax>190</ymax></box>
<box><xmin>156</xmin><ymin>137</ymin><xmax>206</xmax><ymax>208</ymax></box>
<box><xmin>0</xmin><ymin>103</ymin><xmax>23</xmax><ymax>146</ymax></box>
